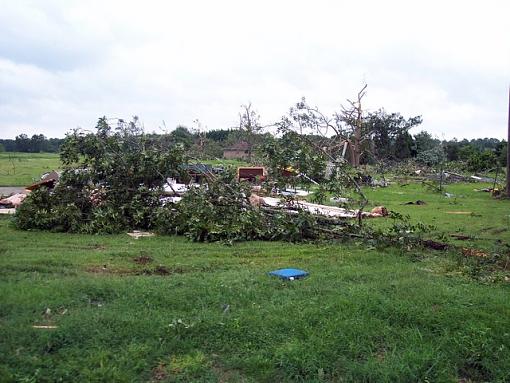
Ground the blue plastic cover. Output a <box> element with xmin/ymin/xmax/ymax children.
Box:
<box><xmin>268</xmin><ymin>268</ymin><xmax>309</xmax><ymax>280</ymax></box>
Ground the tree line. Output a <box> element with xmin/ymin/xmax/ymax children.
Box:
<box><xmin>0</xmin><ymin>134</ymin><xmax>64</xmax><ymax>153</ymax></box>
<box><xmin>1</xmin><ymin>112</ymin><xmax>507</xmax><ymax>172</ymax></box>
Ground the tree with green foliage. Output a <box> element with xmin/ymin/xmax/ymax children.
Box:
<box><xmin>169</xmin><ymin>125</ymin><xmax>194</xmax><ymax>149</ymax></box>
<box><xmin>14</xmin><ymin>134</ymin><xmax>31</xmax><ymax>152</ymax></box>
<box><xmin>15</xmin><ymin>117</ymin><xmax>187</xmax><ymax>233</ymax></box>
<box><xmin>414</xmin><ymin>131</ymin><xmax>440</xmax><ymax>154</ymax></box>
<box><xmin>238</xmin><ymin>103</ymin><xmax>263</xmax><ymax>162</ymax></box>
<box><xmin>366</xmin><ymin>109</ymin><xmax>422</xmax><ymax>161</ymax></box>
<box><xmin>416</xmin><ymin>145</ymin><xmax>446</xmax><ymax>166</ymax></box>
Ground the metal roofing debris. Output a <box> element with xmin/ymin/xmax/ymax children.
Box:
<box><xmin>26</xmin><ymin>170</ymin><xmax>60</xmax><ymax>191</ymax></box>
<box><xmin>258</xmin><ymin>196</ymin><xmax>387</xmax><ymax>218</ymax></box>
<box><xmin>280</xmin><ymin>188</ymin><xmax>310</xmax><ymax>197</ymax></box>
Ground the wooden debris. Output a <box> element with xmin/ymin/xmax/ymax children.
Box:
<box><xmin>450</xmin><ymin>234</ymin><xmax>471</xmax><ymax>240</ymax></box>
<box><xmin>127</xmin><ymin>231</ymin><xmax>155</xmax><ymax>239</ymax></box>
<box><xmin>462</xmin><ymin>248</ymin><xmax>488</xmax><ymax>258</ymax></box>
<box><xmin>423</xmin><ymin>240</ymin><xmax>448</xmax><ymax>251</ymax></box>
<box><xmin>402</xmin><ymin>200</ymin><xmax>426</xmax><ymax>205</ymax></box>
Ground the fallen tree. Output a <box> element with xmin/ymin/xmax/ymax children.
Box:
<box><xmin>14</xmin><ymin>116</ymin><xmax>433</xmax><ymax>247</ymax></box>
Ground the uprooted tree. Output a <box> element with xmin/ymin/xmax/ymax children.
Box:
<box><xmin>15</xmin><ymin>117</ymin><xmax>187</xmax><ymax>233</ymax></box>
<box><xmin>238</xmin><ymin>102</ymin><xmax>263</xmax><ymax>163</ymax></box>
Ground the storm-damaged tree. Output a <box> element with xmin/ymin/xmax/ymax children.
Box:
<box><xmin>238</xmin><ymin>103</ymin><xmax>262</xmax><ymax>162</ymax></box>
<box><xmin>259</xmin><ymin>88</ymin><xmax>373</xmax><ymax>226</ymax></box>
<box><xmin>15</xmin><ymin>117</ymin><xmax>187</xmax><ymax>233</ymax></box>
<box><xmin>282</xmin><ymin>85</ymin><xmax>370</xmax><ymax>167</ymax></box>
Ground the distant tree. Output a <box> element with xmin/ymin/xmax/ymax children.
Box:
<box><xmin>416</xmin><ymin>145</ymin><xmax>446</xmax><ymax>166</ymax></box>
<box><xmin>495</xmin><ymin>141</ymin><xmax>507</xmax><ymax>167</ymax></box>
<box><xmin>0</xmin><ymin>139</ymin><xmax>16</xmax><ymax>152</ymax></box>
<box><xmin>202</xmin><ymin>139</ymin><xmax>224</xmax><ymax>158</ymax></box>
<box><xmin>366</xmin><ymin>109</ymin><xmax>422</xmax><ymax>161</ymax></box>
<box><xmin>170</xmin><ymin>126</ymin><xmax>194</xmax><ymax>149</ymax></box>
<box><xmin>458</xmin><ymin>145</ymin><xmax>477</xmax><ymax>162</ymax></box>
<box><xmin>0</xmin><ymin>143</ymin><xmax>5</xmax><ymax>152</ymax></box>
<box><xmin>394</xmin><ymin>131</ymin><xmax>414</xmax><ymax>159</ymax></box>
<box><xmin>414</xmin><ymin>131</ymin><xmax>440</xmax><ymax>154</ymax></box>
<box><xmin>205</xmin><ymin>129</ymin><xmax>234</xmax><ymax>142</ymax></box>
<box><xmin>443</xmin><ymin>139</ymin><xmax>460</xmax><ymax>161</ymax></box>
<box><xmin>30</xmin><ymin>134</ymin><xmax>47</xmax><ymax>152</ymax></box>
<box><xmin>15</xmin><ymin>134</ymin><xmax>31</xmax><ymax>152</ymax></box>
<box><xmin>239</xmin><ymin>103</ymin><xmax>262</xmax><ymax>162</ymax></box>
<box><xmin>466</xmin><ymin>149</ymin><xmax>498</xmax><ymax>172</ymax></box>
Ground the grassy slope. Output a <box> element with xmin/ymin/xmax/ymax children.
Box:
<box><xmin>1</xmin><ymin>209</ymin><xmax>510</xmax><ymax>382</ymax></box>
<box><xmin>0</xmin><ymin>153</ymin><xmax>61</xmax><ymax>187</ymax></box>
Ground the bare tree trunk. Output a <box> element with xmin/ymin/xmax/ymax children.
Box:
<box><xmin>351</xmin><ymin>86</ymin><xmax>366</xmax><ymax>167</ymax></box>
<box><xmin>507</xmin><ymin>86</ymin><xmax>510</xmax><ymax>197</ymax></box>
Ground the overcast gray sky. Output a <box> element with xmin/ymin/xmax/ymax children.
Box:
<box><xmin>1</xmin><ymin>0</ymin><xmax>509</xmax><ymax>139</ymax></box>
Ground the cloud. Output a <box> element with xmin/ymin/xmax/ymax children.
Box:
<box><xmin>0</xmin><ymin>0</ymin><xmax>509</xmax><ymax>139</ymax></box>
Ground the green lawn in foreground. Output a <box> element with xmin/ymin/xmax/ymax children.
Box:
<box><xmin>0</xmin><ymin>152</ymin><xmax>61</xmax><ymax>186</ymax></box>
<box><xmin>1</xmin><ymin>214</ymin><xmax>509</xmax><ymax>382</ymax></box>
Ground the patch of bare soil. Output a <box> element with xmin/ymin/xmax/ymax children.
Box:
<box><xmin>151</xmin><ymin>362</ymin><xmax>167</xmax><ymax>381</ymax></box>
<box><xmin>86</xmin><ymin>264</ymin><xmax>187</xmax><ymax>277</ymax></box>
<box><xmin>133</xmin><ymin>254</ymin><xmax>153</xmax><ymax>265</ymax></box>
<box><xmin>137</xmin><ymin>265</ymin><xmax>187</xmax><ymax>276</ymax></box>
<box><xmin>423</xmin><ymin>239</ymin><xmax>448</xmax><ymax>251</ymax></box>
<box><xmin>85</xmin><ymin>265</ymin><xmax>133</xmax><ymax>275</ymax></box>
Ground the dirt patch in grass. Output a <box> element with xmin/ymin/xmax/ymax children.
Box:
<box><xmin>151</xmin><ymin>362</ymin><xmax>167</xmax><ymax>381</ymax></box>
<box><xmin>85</xmin><ymin>263</ymin><xmax>192</xmax><ymax>276</ymax></box>
<box><xmin>133</xmin><ymin>254</ymin><xmax>153</xmax><ymax>265</ymax></box>
<box><xmin>211</xmin><ymin>361</ymin><xmax>246</xmax><ymax>383</ymax></box>
<box><xmin>374</xmin><ymin>347</ymin><xmax>386</xmax><ymax>362</ymax></box>
<box><xmin>423</xmin><ymin>239</ymin><xmax>449</xmax><ymax>251</ymax></box>
<box><xmin>137</xmin><ymin>265</ymin><xmax>187</xmax><ymax>276</ymax></box>
<box><xmin>458</xmin><ymin>360</ymin><xmax>493</xmax><ymax>383</ymax></box>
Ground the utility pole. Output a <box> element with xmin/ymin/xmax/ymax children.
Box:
<box><xmin>507</xmin><ymin>86</ymin><xmax>510</xmax><ymax>197</ymax></box>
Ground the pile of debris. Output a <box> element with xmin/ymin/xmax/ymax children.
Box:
<box><xmin>250</xmin><ymin>195</ymin><xmax>387</xmax><ymax>219</ymax></box>
<box><xmin>429</xmin><ymin>171</ymin><xmax>497</xmax><ymax>184</ymax></box>
<box><xmin>163</xmin><ymin>166</ymin><xmax>389</xmax><ymax>221</ymax></box>
<box><xmin>0</xmin><ymin>193</ymin><xmax>26</xmax><ymax>214</ymax></box>
<box><xmin>0</xmin><ymin>171</ymin><xmax>60</xmax><ymax>214</ymax></box>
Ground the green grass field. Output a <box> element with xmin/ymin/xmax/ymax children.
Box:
<box><xmin>363</xmin><ymin>182</ymin><xmax>510</xmax><ymax>250</ymax></box>
<box><xmin>0</xmin><ymin>153</ymin><xmax>251</xmax><ymax>187</ymax></box>
<box><xmin>1</xmin><ymin>182</ymin><xmax>510</xmax><ymax>382</ymax></box>
<box><xmin>0</xmin><ymin>152</ymin><xmax>61</xmax><ymax>186</ymax></box>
